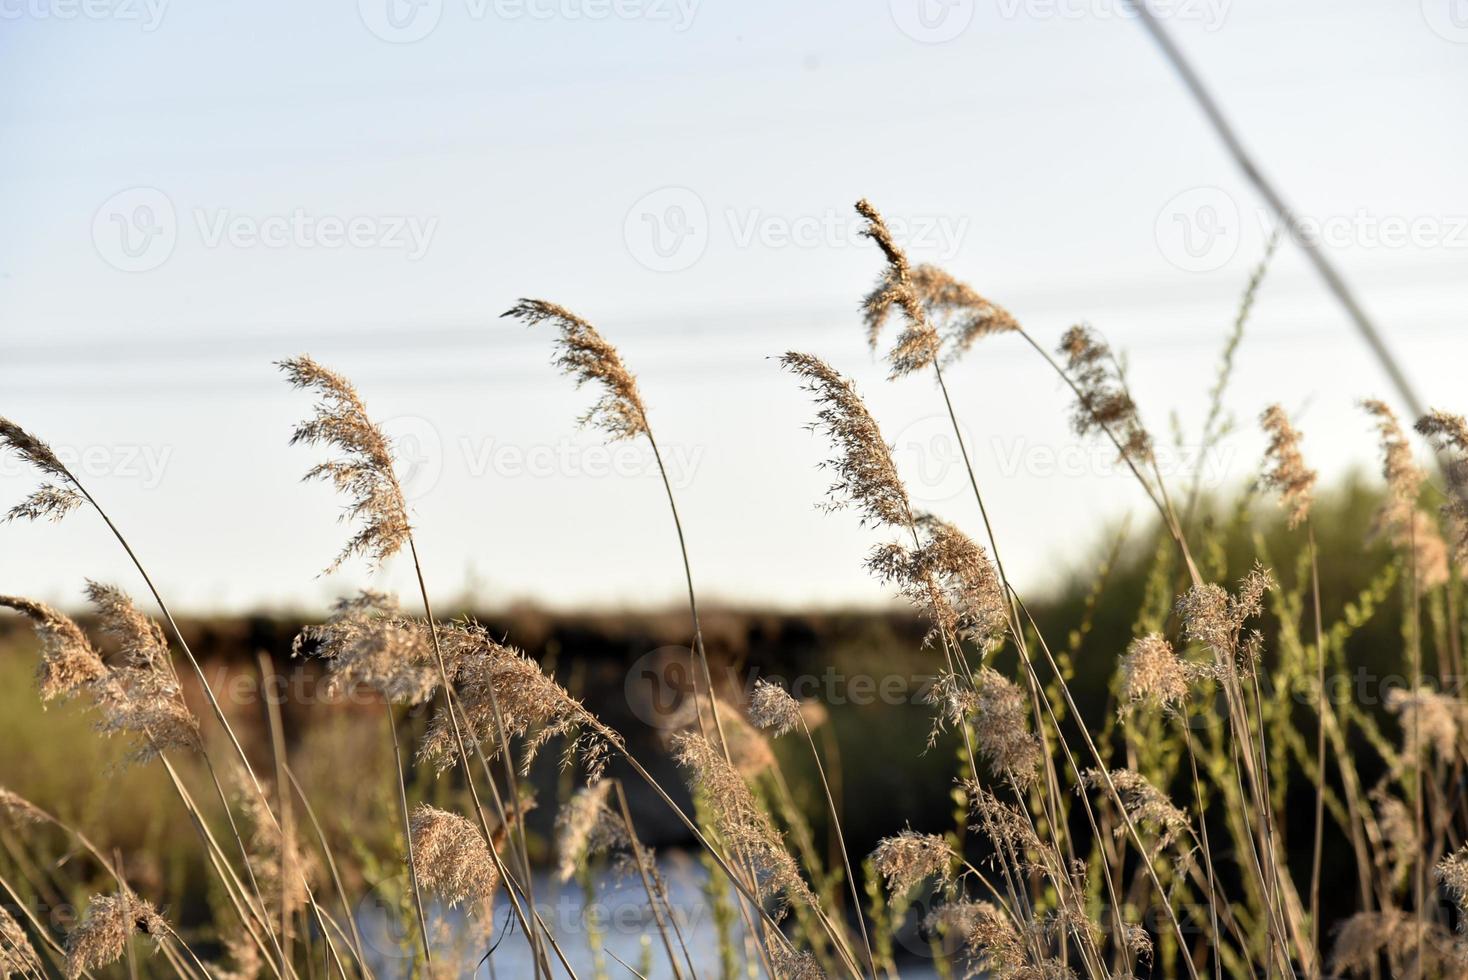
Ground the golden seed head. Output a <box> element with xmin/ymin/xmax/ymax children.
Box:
<box><xmin>1259</xmin><ymin>403</ymin><xmax>1316</xmax><ymax>529</ymax></box>
<box><xmin>1416</xmin><ymin>408</ymin><xmax>1468</xmax><ymax>567</ymax></box>
<box><xmin>855</xmin><ymin>198</ymin><xmax>941</xmax><ymax>379</ymax></box>
<box><xmin>972</xmin><ymin>667</ymin><xmax>1042</xmax><ymax>785</ymax></box>
<box><xmin>0</xmin><ymin>595</ymin><xmax>107</xmax><ymax>701</ymax></box>
<box><xmin>1057</xmin><ymin>325</ymin><xmax>1151</xmax><ymax>465</ymax></box>
<box><xmin>748</xmin><ymin>679</ymin><xmax>802</xmax><ymax>738</ymax></box>
<box><xmin>279</xmin><ymin>354</ymin><xmax>411</xmax><ymax>573</ymax></box>
<box><xmin>503</xmin><ymin>299</ymin><xmax>649</xmax><ymax>441</ymax></box>
<box><xmin>554</xmin><ymin>781</ymin><xmax>629</xmax><ymax>883</ymax></box>
<box><xmin>1</xmin><ymin>903</ymin><xmax>42</xmax><ymax>978</ymax></box>
<box><xmin>294</xmin><ymin>592</ymin><xmax>440</xmax><ymax>704</ymax></box>
<box><xmin>0</xmin><ymin>786</ymin><xmax>45</xmax><ymax>827</ymax></box>
<box><xmin>870</xmin><ymin>830</ymin><xmax>952</xmax><ymax>896</ymax></box>
<box><xmin>1084</xmin><ymin>769</ymin><xmax>1190</xmax><ymax>852</ymax></box>
<box><xmin>409</xmin><ymin>804</ymin><xmax>500</xmax><ymax>912</ymax></box>
<box><xmin>1363</xmin><ymin>399</ymin><xmax>1451</xmax><ymax>588</ymax></box>
<box><xmin>780</xmin><ymin>352</ymin><xmax>912</xmax><ymax>529</ymax></box>
<box><xmin>64</xmin><ymin>892</ymin><xmax>167</xmax><ymax>980</ymax></box>
<box><xmin>1119</xmin><ymin>633</ymin><xmax>1194</xmax><ymax>711</ymax></box>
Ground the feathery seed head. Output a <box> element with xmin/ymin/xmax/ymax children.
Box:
<box><xmin>1083</xmin><ymin>769</ymin><xmax>1189</xmax><ymax>852</ymax></box>
<box><xmin>973</xmin><ymin>667</ymin><xmax>1041</xmax><ymax>785</ymax></box>
<box><xmin>926</xmin><ymin>899</ymin><xmax>1029</xmax><ymax>979</ymax></box>
<box><xmin>669</xmin><ymin>731</ymin><xmax>814</xmax><ymax>911</ymax></box>
<box><xmin>294</xmin><ymin>592</ymin><xmax>439</xmax><ymax>704</ymax></box>
<box><xmin>1176</xmin><ymin>565</ymin><xmax>1273</xmax><ymax>673</ymax></box>
<box><xmin>0</xmin><ymin>904</ymin><xmax>41</xmax><ymax>978</ymax></box>
<box><xmin>7</xmin><ymin>484</ymin><xmax>84</xmax><ymax>523</ymax></box>
<box><xmin>870</xmin><ymin>830</ymin><xmax>952</xmax><ymax>896</ymax></box>
<box><xmin>1119</xmin><ymin>633</ymin><xmax>1194</xmax><ymax>711</ymax></box>
<box><xmin>781</xmin><ymin>352</ymin><xmax>911</xmax><ymax>529</ymax></box>
<box><xmin>748</xmin><ymin>679</ymin><xmax>802</xmax><ymax>738</ymax></box>
<box><xmin>1416</xmin><ymin>408</ymin><xmax>1468</xmax><ymax>567</ymax></box>
<box><xmin>84</xmin><ymin>584</ymin><xmax>200</xmax><ymax>764</ymax></box>
<box><xmin>0</xmin><ymin>595</ymin><xmax>106</xmax><ymax>701</ymax></box>
<box><xmin>909</xmin><ymin>264</ymin><xmax>1021</xmax><ymax>365</ymax></box>
<box><xmin>279</xmin><ymin>355</ymin><xmax>411</xmax><ymax>573</ymax></box>
<box><xmin>1363</xmin><ymin>399</ymin><xmax>1450</xmax><ymax>588</ymax></box>
<box><xmin>1385</xmin><ymin>685</ymin><xmax>1464</xmax><ymax>761</ymax></box>
<box><xmin>767</xmin><ymin>946</ymin><xmax>825</xmax><ymax>980</ymax></box>
<box><xmin>1057</xmin><ymin>326</ymin><xmax>1150</xmax><ymax>465</ymax></box>
<box><xmin>554</xmin><ymin>781</ymin><xmax>630</xmax><ymax>882</ymax></box>
<box><xmin>0</xmin><ymin>787</ymin><xmax>45</xmax><ymax>827</ymax></box>
<box><xmin>409</xmin><ymin>804</ymin><xmax>500</xmax><ymax>911</ymax></box>
<box><xmin>1259</xmin><ymin>404</ymin><xmax>1316</xmax><ymax>528</ymax></box>
<box><xmin>1437</xmin><ymin>846</ymin><xmax>1468</xmax><ymax>915</ymax></box>
<box><xmin>0</xmin><ymin>419</ymin><xmax>72</xmax><ymax>482</ymax></box>
<box><xmin>64</xmin><ymin>892</ymin><xmax>166</xmax><ymax>980</ymax></box>
<box><xmin>503</xmin><ymin>299</ymin><xmax>649</xmax><ymax>441</ymax></box>
<box><xmin>855</xmin><ymin>198</ymin><xmax>941</xmax><ymax>378</ymax></box>
<box><xmin>417</xmin><ymin>622</ymin><xmax>617</xmax><ymax>780</ymax></box>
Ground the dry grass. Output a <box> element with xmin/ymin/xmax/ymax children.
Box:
<box><xmin>0</xmin><ymin>198</ymin><xmax>1466</xmax><ymax>979</ymax></box>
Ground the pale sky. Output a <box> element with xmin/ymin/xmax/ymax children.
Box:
<box><xmin>2</xmin><ymin>0</ymin><xmax>1466</xmax><ymax>613</ymax></box>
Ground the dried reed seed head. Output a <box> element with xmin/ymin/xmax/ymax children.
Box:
<box><xmin>233</xmin><ymin>770</ymin><xmax>316</xmax><ymax>926</ymax></box>
<box><xmin>747</xmin><ymin>679</ymin><xmax>802</xmax><ymax>737</ymax></box>
<box><xmin>1259</xmin><ymin>403</ymin><xmax>1316</xmax><ymax>529</ymax></box>
<box><xmin>278</xmin><ymin>354</ymin><xmax>411</xmax><ymax>573</ymax></box>
<box><xmin>554</xmin><ymin>781</ymin><xmax>630</xmax><ymax>882</ymax></box>
<box><xmin>84</xmin><ymin>584</ymin><xmax>200</xmax><ymax>764</ymax></box>
<box><xmin>908</xmin><ymin>264</ymin><xmax>1020</xmax><ymax>365</ymax></box>
<box><xmin>0</xmin><ymin>787</ymin><xmax>45</xmax><ymax>827</ymax></box>
<box><xmin>1119</xmin><ymin>633</ymin><xmax>1194</xmax><ymax>711</ymax></box>
<box><xmin>64</xmin><ymin>892</ymin><xmax>167</xmax><ymax>980</ymax></box>
<box><xmin>417</xmin><ymin>622</ymin><xmax>618</xmax><ymax>781</ymax></box>
<box><xmin>1385</xmin><ymin>686</ymin><xmax>1464</xmax><ymax>761</ymax></box>
<box><xmin>1363</xmin><ymin>399</ymin><xmax>1452</xmax><ymax>587</ymax></box>
<box><xmin>1083</xmin><ymin>769</ymin><xmax>1189</xmax><ymax>852</ymax></box>
<box><xmin>965</xmin><ymin>783</ymin><xmax>1042</xmax><ymax>859</ymax></box>
<box><xmin>766</xmin><ymin>945</ymin><xmax>825</xmax><ymax>980</ymax></box>
<box><xmin>1329</xmin><ymin>909</ymin><xmax>1461</xmax><ymax>978</ymax></box>
<box><xmin>854</xmin><ymin>198</ymin><xmax>941</xmax><ymax>379</ymax></box>
<box><xmin>1416</xmin><ymin>408</ymin><xmax>1468</xmax><ymax>566</ymax></box>
<box><xmin>0</xmin><ymin>419</ymin><xmax>73</xmax><ymax>482</ymax></box>
<box><xmin>294</xmin><ymin>592</ymin><xmax>440</xmax><ymax>704</ymax></box>
<box><xmin>654</xmin><ymin>695</ymin><xmax>775</xmax><ymax>776</ymax></box>
<box><xmin>503</xmin><ymin>299</ymin><xmax>649</xmax><ymax>441</ymax></box>
<box><xmin>872</xmin><ymin>515</ymin><xmax>1008</xmax><ymax>651</ymax></box>
<box><xmin>1057</xmin><ymin>325</ymin><xmax>1151</xmax><ymax>464</ymax></box>
<box><xmin>973</xmin><ymin>667</ymin><xmax>1042</xmax><ymax>785</ymax></box>
<box><xmin>0</xmin><ymin>903</ymin><xmax>42</xmax><ymax>978</ymax></box>
<box><xmin>780</xmin><ymin>352</ymin><xmax>912</xmax><ymax>529</ymax></box>
<box><xmin>1371</xmin><ymin>789</ymin><xmax>1416</xmax><ymax>889</ymax></box>
<box><xmin>1437</xmin><ymin>846</ymin><xmax>1468</xmax><ymax>912</ymax></box>
<box><xmin>0</xmin><ymin>595</ymin><xmax>106</xmax><ymax>701</ymax></box>
<box><xmin>1176</xmin><ymin>564</ymin><xmax>1273</xmax><ymax>668</ymax></box>
<box><xmin>925</xmin><ymin>899</ymin><xmax>1027</xmax><ymax>979</ymax></box>
<box><xmin>409</xmin><ymin>804</ymin><xmax>500</xmax><ymax>910</ymax></box>
<box><xmin>7</xmin><ymin>484</ymin><xmax>84</xmax><ymax>523</ymax></box>
<box><xmin>669</xmin><ymin>731</ymin><xmax>815</xmax><ymax>910</ymax></box>
<box><xmin>922</xmin><ymin>670</ymin><xmax>979</xmax><ymax>748</ymax></box>
<box><xmin>210</xmin><ymin>927</ymin><xmax>264</xmax><ymax>980</ymax></box>
<box><xmin>870</xmin><ymin>830</ymin><xmax>952</xmax><ymax>896</ymax></box>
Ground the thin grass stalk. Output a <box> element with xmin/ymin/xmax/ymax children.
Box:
<box><xmin>282</xmin><ymin>766</ymin><xmax>373</xmax><ymax>979</ymax></box>
<box><xmin>1179</xmin><ymin>721</ymin><xmax>1224</xmax><ymax>979</ymax></box>
<box><xmin>1306</xmin><ymin>524</ymin><xmax>1326</xmax><ymax>975</ymax></box>
<box><xmin>257</xmin><ymin>653</ymin><xmax>296</xmax><ymax>971</ymax></box>
<box><xmin>797</xmin><ymin>717</ymin><xmax>876</xmax><ymax>978</ymax></box>
<box><xmin>385</xmin><ymin>704</ymin><xmax>433</xmax><ymax>968</ymax></box>
<box><xmin>609</xmin><ymin>781</ymin><xmax>691</xmax><ymax>980</ymax></box>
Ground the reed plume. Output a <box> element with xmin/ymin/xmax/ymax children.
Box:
<box><xmin>64</xmin><ymin>891</ymin><xmax>167</xmax><ymax>980</ymax></box>
<box><xmin>971</xmin><ymin>667</ymin><xmax>1042</xmax><ymax>785</ymax></box>
<box><xmin>780</xmin><ymin>352</ymin><xmax>912</xmax><ymax>532</ymax></box>
<box><xmin>870</xmin><ymin>830</ymin><xmax>952</xmax><ymax>896</ymax></box>
<box><xmin>747</xmin><ymin>679</ymin><xmax>802</xmax><ymax>738</ymax></box>
<box><xmin>1118</xmin><ymin>633</ymin><xmax>1195</xmax><ymax>712</ymax></box>
<box><xmin>0</xmin><ymin>418</ymin><xmax>84</xmax><ymax>524</ymax></box>
<box><xmin>1416</xmin><ymin>407</ymin><xmax>1468</xmax><ymax>566</ymax></box>
<box><xmin>293</xmin><ymin>591</ymin><xmax>439</xmax><ymax>704</ymax></box>
<box><xmin>502</xmin><ymin>299</ymin><xmax>648</xmax><ymax>440</ymax></box>
<box><xmin>1176</xmin><ymin>564</ymin><xmax>1272</xmax><ymax>673</ymax></box>
<box><xmin>1364</xmin><ymin>399</ymin><xmax>1449</xmax><ymax>588</ymax></box>
<box><xmin>1259</xmin><ymin>403</ymin><xmax>1316</xmax><ymax>529</ymax></box>
<box><xmin>1329</xmin><ymin>909</ymin><xmax>1461</xmax><ymax>977</ymax></box>
<box><xmin>669</xmin><ymin>731</ymin><xmax>815</xmax><ymax>911</ymax></box>
<box><xmin>278</xmin><ymin>355</ymin><xmax>411</xmax><ymax>572</ymax></box>
<box><xmin>926</xmin><ymin>900</ymin><xmax>1028</xmax><ymax>980</ymax></box>
<box><xmin>409</xmin><ymin>804</ymin><xmax>500</xmax><ymax>911</ymax></box>
<box><xmin>1056</xmin><ymin>326</ymin><xmax>1150</xmax><ymax>466</ymax></box>
<box><xmin>0</xmin><ymin>788</ymin><xmax>44</xmax><ymax>827</ymax></box>
<box><xmin>854</xmin><ymin>198</ymin><xmax>940</xmax><ymax>378</ymax></box>
<box><xmin>1082</xmin><ymin>769</ymin><xmax>1190</xmax><ymax>852</ymax></box>
<box><xmin>0</xmin><ymin>595</ymin><xmax>106</xmax><ymax>700</ymax></box>
<box><xmin>1385</xmin><ymin>686</ymin><xmax>1464</xmax><ymax>762</ymax></box>
<box><xmin>554</xmin><ymin>781</ymin><xmax>630</xmax><ymax>882</ymax></box>
<box><xmin>869</xmin><ymin>514</ymin><xmax>1007</xmax><ymax>650</ymax></box>
<box><xmin>0</xmin><ymin>904</ymin><xmax>41</xmax><ymax>978</ymax></box>
<box><xmin>418</xmin><ymin>622</ymin><xmax>617</xmax><ymax>780</ymax></box>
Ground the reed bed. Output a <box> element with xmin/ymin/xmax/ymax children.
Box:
<box><xmin>1</xmin><ymin>198</ymin><xmax>1466</xmax><ymax>979</ymax></box>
